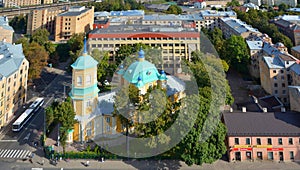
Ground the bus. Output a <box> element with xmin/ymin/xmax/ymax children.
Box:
<box><xmin>12</xmin><ymin>98</ymin><xmax>44</xmax><ymax>132</ymax></box>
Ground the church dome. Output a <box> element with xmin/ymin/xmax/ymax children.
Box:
<box><xmin>122</xmin><ymin>48</ymin><xmax>160</xmax><ymax>88</ymax></box>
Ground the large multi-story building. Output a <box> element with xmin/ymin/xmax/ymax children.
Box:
<box><xmin>220</xmin><ymin>18</ymin><xmax>262</xmax><ymax>39</ymax></box>
<box><xmin>27</xmin><ymin>7</ymin><xmax>66</xmax><ymax>35</ymax></box>
<box><xmin>3</xmin><ymin>0</ymin><xmax>41</xmax><ymax>8</ymax></box>
<box><xmin>0</xmin><ymin>41</ymin><xmax>29</xmax><ymax>129</ymax></box>
<box><xmin>0</xmin><ymin>16</ymin><xmax>13</xmax><ymax>44</ymax></box>
<box><xmin>88</xmin><ymin>25</ymin><xmax>200</xmax><ymax>75</ymax></box>
<box><xmin>262</xmin><ymin>0</ymin><xmax>297</xmax><ymax>7</ymax></box>
<box><xmin>54</xmin><ymin>6</ymin><xmax>94</xmax><ymax>42</ymax></box>
<box><xmin>291</xmin><ymin>45</ymin><xmax>300</xmax><ymax>59</ymax></box>
<box><xmin>93</xmin><ymin>10</ymin><xmax>237</xmax><ymax>32</ymax></box>
<box><xmin>224</xmin><ymin>111</ymin><xmax>300</xmax><ymax>162</ymax></box>
<box><xmin>272</xmin><ymin>16</ymin><xmax>300</xmax><ymax>46</ymax></box>
<box><xmin>260</xmin><ymin>52</ymin><xmax>297</xmax><ymax>104</ymax></box>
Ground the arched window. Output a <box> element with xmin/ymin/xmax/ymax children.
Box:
<box><xmin>86</xmin><ymin>75</ymin><xmax>91</xmax><ymax>85</ymax></box>
<box><xmin>77</xmin><ymin>76</ymin><xmax>82</xmax><ymax>86</ymax></box>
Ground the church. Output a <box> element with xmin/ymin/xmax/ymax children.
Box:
<box><xmin>69</xmin><ymin>39</ymin><xmax>186</xmax><ymax>143</ymax></box>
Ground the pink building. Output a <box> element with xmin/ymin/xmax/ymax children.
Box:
<box><xmin>223</xmin><ymin>112</ymin><xmax>300</xmax><ymax>162</ymax></box>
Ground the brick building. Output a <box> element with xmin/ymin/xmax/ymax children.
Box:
<box><xmin>224</xmin><ymin>112</ymin><xmax>300</xmax><ymax>162</ymax></box>
<box><xmin>54</xmin><ymin>6</ymin><xmax>94</xmax><ymax>42</ymax></box>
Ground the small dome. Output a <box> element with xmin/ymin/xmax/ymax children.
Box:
<box><xmin>138</xmin><ymin>76</ymin><xmax>142</xmax><ymax>81</ymax></box>
<box><xmin>119</xmin><ymin>64</ymin><xmax>124</xmax><ymax>69</ymax></box>
<box><xmin>138</xmin><ymin>48</ymin><xmax>145</xmax><ymax>58</ymax></box>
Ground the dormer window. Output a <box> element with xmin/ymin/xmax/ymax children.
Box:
<box><xmin>77</xmin><ymin>76</ymin><xmax>82</xmax><ymax>86</ymax></box>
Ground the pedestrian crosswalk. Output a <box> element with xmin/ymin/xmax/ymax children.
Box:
<box><xmin>0</xmin><ymin>149</ymin><xmax>31</xmax><ymax>159</ymax></box>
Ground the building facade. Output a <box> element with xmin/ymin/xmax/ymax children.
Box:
<box><xmin>272</xmin><ymin>17</ymin><xmax>300</xmax><ymax>46</ymax></box>
<box><xmin>3</xmin><ymin>0</ymin><xmax>41</xmax><ymax>7</ymax></box>
<box><xmin>291</xmin><ymin>45</ymin><xmax>300</xmax><ymax>59</ymax></box>
<box><xmin>224</xmin><ymin>112</ymin><xmax>300</xmax><ymax>162</ymax></box>
<box><xmin>0</xmin><ymin>41</ymin><xmax>29</xmax><ymax>129</ymax></box>
<box><xmin>88</xmin><ymin>25</ymin><xmax>200</xmax><ymax>75</ymax></box>
<box><xmin>27</xmin><ymin>7</ymin><xmax>66</xmax><ymax>35</ymax></box>
<box><xmin>54</xmin><ymin>6</ymin><xmax>94</xmax><ymax>42</ymax></box>
<box><xmin>260</xmin><ymin>53</ymin><xmax>297</xmax><ymax>104</ymax></box>
<box><xmin>0</xmin><ymin>16</ymin><xmax>14</xmax><ymax>44</ymax></box>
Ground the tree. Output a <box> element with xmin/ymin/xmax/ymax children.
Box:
<box><xmin>222</xmin><ymin>35</ymin><xmax>250</xmax><ymax>74</ymax></box>
<box><xmin>92</xmin><ymin>49</ymin><xmax>111</xmax><ymax>83</ymax></box>
<box><xmin>226</xmin><ymin>0</ymin><xmax>240</xmax><ymax>7</ymax></box>
<box><xmin>9</xmin><ymin>15</ymin><xmax>27</xmax><ymax>33</ymax></box>
<box><xmin>278</xmin><ymin>3</ymin><xmax>288</xmax><ymax>11</ymax></box>
<box><xmin>25</xmin><ymin>42</ymin><xmax>49</xmax><ymax>79</ymax></box>
<box><xmin>31</xmin><ymin>29</ymin><xmax>50</xmax><ymax>46</ymax></box>
<box><xmin>67</xmin><ymin>33</ymin><xmax>84</xmax><ymax>62</ymax></box>
<box><xmin>166</xmin><ymin>5</ymin><xmax>182</xmax><ymax>15</ymax></box>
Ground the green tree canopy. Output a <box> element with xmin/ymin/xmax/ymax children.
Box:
<box><xmin>166</xmin><ymin>5</ymin><xmax>182</xmax><ymax>15</ymax></box>
<box><xmin>226</xmin><ymin>0</ymin><xmax>240</xmax><ymax>7</ymax></box>
<box><xmin>31</xmin><ymin>28</ymin><xmax>50</xmax><ymax>46</ymax></box>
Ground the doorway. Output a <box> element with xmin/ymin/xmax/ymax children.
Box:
<box><xmin>235</xmin><ymin>152</ymin><xmax>241</xmax><ymax>161</ymax></box>
<box><xmin>257</xmin><ymin>152</ymin><xmax>263</xmax><ymax>160</ymax></box>
<box><xmin>246</xmin><ymin>152</ymin><xmax>252</xmax><ymax>160</ymax></box>
<box><xmin>279</xmin><ymin>152</ymin><xmax>284</xmax><ymax>161</ymax></box>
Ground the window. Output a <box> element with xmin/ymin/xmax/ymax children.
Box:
<box><xmin>278</xmin><ymin>138</ymin><xmax>282</xmax><ymax>145</ymax></box>
<box><xmin>289</xmin><ymin>138</ymin><xmax>293</xmax><ymax>145</ymax></box>
<box><xmin>282</xmin><ymin>83</ymin><xmax>285</xmax><ymax>87</ymax></box>
<box><xmin>275</xmin><ymin>90</ymin><xmax>278</xmax><ymax>94</ymax></box>
<box><xmin>281</xmin><ymin>76</ymin><xmax>284</xmax><ymax>80</ymax></box>
<box><xmin>274</xmin><ymin>83</ymin><xmax>278</xmax><ymax>87</ymax></box>
<box><xmin>235</xmin><ymin>138</ymin><xmax>239</xmax><ymax>145</ymax></box>
<box><xmin>282</xmin><ymin>90</ymin><xmax>286</xmax><ymax>94</ymax></box>
<box><xmin>246</xmin><ymin>138</ymin><xmax>250</xmax><ymax>145</ymax></box>
<box><xmin>268</xmin><ymin>152</ymin><xmax>274</xmax><ymax>160</ymax></box>
<box><xmin>86</xmin><ymin>75</ymin><xmax>91</xmax><ymax>85</ymax></box>
<box><xmin>257</xmin><ymin>138</ymin><xmax>261</xmax><ymax>145</ymax></box>
<box><xmin>274</xmin><ymin>76</ymin><xmax>277</xmax><ymax>80</ymax></box>
<box><xmin>273</xmin><ymin>70</ymin><xmax>276</xmax><ymax>73</ymax></box>
<box><xmin>77</xmin><ymin>76</ymin><xmax>82</xmax><ymax>86</ymax></box>
<box><xmin>280</xmin><ymin>70</ymin><xmax>284</xmax><ymax>74</ymax></box>
<box><xmin>106</xmin><ymin>117</ymin><xmax>110</xmax><ymax>123</ymax></box>
<box><xmin>87</xmin><ymin>129</ymin><xmax>92</xmax><ymax>136</ymax></box>
<box><xmin>267</xmin><ymin>138</ymin><xmax>272</xmax><ymax>145</ymax></box>
<box><xmin>86</xmin><ymin>100</ymin><xmax>91</xmax><ymax>107</ymax></box>
<box><xmin>290</xmin><ymin>151</ymin><xmax>294</xmax><ymax>160</ymax></box>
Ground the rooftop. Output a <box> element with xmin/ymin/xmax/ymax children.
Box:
<box><xmin>90</xmin><ymin>25</ymin><xmax>198</xmax><ymax>34</ymax></box>
<box><xmin>221</xmin><ymin>18</ymin><xmax>260</xmax><ymax>34</ymax></box>
<box><xmin>246</xmin><ymin>40</ymin><xmax>263</xmax><ymax>50</ymax></box>
<box><xmin>275</xmin><ymin>15</ymin><xmax>300</xmax><ymax>24</ymax></box>
<box><xmin>200</xmin><ymin>10</ymin><xmax>236</xmax><ymax>17</ymax></box>
<box><xmin>291</xmin><ymin>62</ymin><xmax>300</xmax><ymax>75</ymax></box>
<box><xmin>223</xmin><ymin>112</ymin><xmax>300</xmax><ymax>137</ymax></box>
<box><xmin>0</xmin><ymin>16</ymin><xmax>14</xmax><ymax>31</ymax></box>
<box><xmin>292</xmin><ymin>45</ymin><xmax>300</xmax><ymax>52</ymax></box>
<box><xmin>0</xmin><ymin>42</ymin><xmax>26</xmax><ymax>77</ymax></box>
<box><xmin>59</xmin><ymin>6</ymin><xmax>91</xmax><ymax>17</ymax></box>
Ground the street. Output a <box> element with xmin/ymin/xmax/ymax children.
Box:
<box><xmin>0</xmin><ymin>62</ymin><xmax>72</xmax><ymax>161</ymax></box>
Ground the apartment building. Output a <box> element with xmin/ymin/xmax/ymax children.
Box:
<box><xmin>246</xmin><ymin>40</ymin><xmax>263</xmax><ymax>79</ymax></box>
<box><xmin>224</xmin><ymin>112</ymin><xmax>300</xmax><ymax>162</ymax></box>
<box><xmin>291</xmin><ymin>45</ymin><xmax>300</xmax><ymax>59</ymax></box>
<box><xmin>54</xmin><ymin>6</ymin><xmax>94</xmax><ymax>42</ymax></box>
<box><xmin>220</xmin><ymin>18</ymin><xmax>262</xmax><ymax>39</ymax></box>
<box><xmin>0</xmin><ymin>41</ymin><xmax>29</xmax><ymax>129</ymax></box>
<box><xmin>0</xmin><ymin>16</ymin><xmax>13</xmax><ymax>44</ymax></box>
<box><xmin>88</xmin><ymin>25</ymin><xmax>200</xmax><ymax>75</ymax></box>
<box><xmin>272</xmin><ymin>16</ymin><xmax>300</xmax><ymax>46</ymax></box>
<box><xmin>289</xmin><ymin>61</ymin><xmax>300</xmax><ymax>112</ymax></box>
<box><xmin>3</xmin><ymin>0</ymin><xmax>41</xmax><ymax>7</ymax></box>
<box><xmin>27</xmin><ymin>7</ymin><xmax>66</xmax><ymax>35</ymax></box>
<box><xmin>260</xmin><ymin>52</ymin><xmax>297</xmax><ymax>104</ymax></box>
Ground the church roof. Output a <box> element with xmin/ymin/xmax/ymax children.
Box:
<box><xmin>71</xmin><ymin>37</ymin><xmax>98</xmax><ymax>70</ymax></box>
<box><xmin>121</xmin><ymin>48</ymin><xmax>161</xmax><ymax>88</ymax></box>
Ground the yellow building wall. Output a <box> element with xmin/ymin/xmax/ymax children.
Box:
<box><xmin>73</xmin><ymin>122</ymin><xmax>80</xmax><ymax>141</ymax></box>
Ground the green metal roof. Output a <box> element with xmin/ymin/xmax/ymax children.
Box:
<box><xmin>69</xmin><ymin>84</ymin><xmax>99</xmax><ymax>99</ymax></box>
<box><xmin>71</xmin><ymin>54</ymin><xmax>98</xmax><ymax>70</ymax></box>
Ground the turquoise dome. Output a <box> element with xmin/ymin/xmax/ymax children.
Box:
<box><xmin>71</xmin><ymin>54</ymin><xmax>98</xmax><ymax>70</ymax></box>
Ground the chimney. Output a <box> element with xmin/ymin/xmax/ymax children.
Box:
<box><xmin>281</xmin><ymin>107</ymin><xmax>286</xmax><ymax>113</ymax></box>
<box><xmin>263</xmin><ymin>107</ymin><xmax>267</xmax><ymax>112</ymax></box>
<box><xmin>242</xmin><ymin>107</ymin><xmax>246</xmax><ymax>113</ymax></box>
<box><xmin>230</xmin><ymin>107</ymin><xmax>233</xmax><ymax>112</ymax></box>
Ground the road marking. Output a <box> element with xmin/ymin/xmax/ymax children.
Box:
<box><xmin>0</xmin><ymin>140</ymin><xmax>18</xmax><ymax>142</ymax></box>
<box><xmin>2</xmin><ymin>149</ymin><xmax>11</xmax><ymax>157</ymax></box>
<box><xmin>0</xmin><ymin>149</ymin><xmax>7</xmax><ymax>157</ymax></box>
<box><xmin>14</xmin><ymin>150</ymin><xmax>23</xmax><ymax>158</ymax></box>
<box><xmin>23</xmin><ymin>133</ymin><xmax>30</xmax><ymax>140</ymax></box>
<box><xmin>7</xmin><ymin>150</ymin><xmax>17</xmax><ymax>158</ymax></box>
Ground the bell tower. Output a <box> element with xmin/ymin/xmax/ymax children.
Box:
<box><xmin>69</xmin><ymin>37</ymin><xmax>99</xmax><ymax>142</ymax></box>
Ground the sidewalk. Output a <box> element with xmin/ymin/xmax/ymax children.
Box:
<box><xmin>19</xmin><ymin>158</ymin><xmax>300</xmax><ymax>170</ymax></box>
